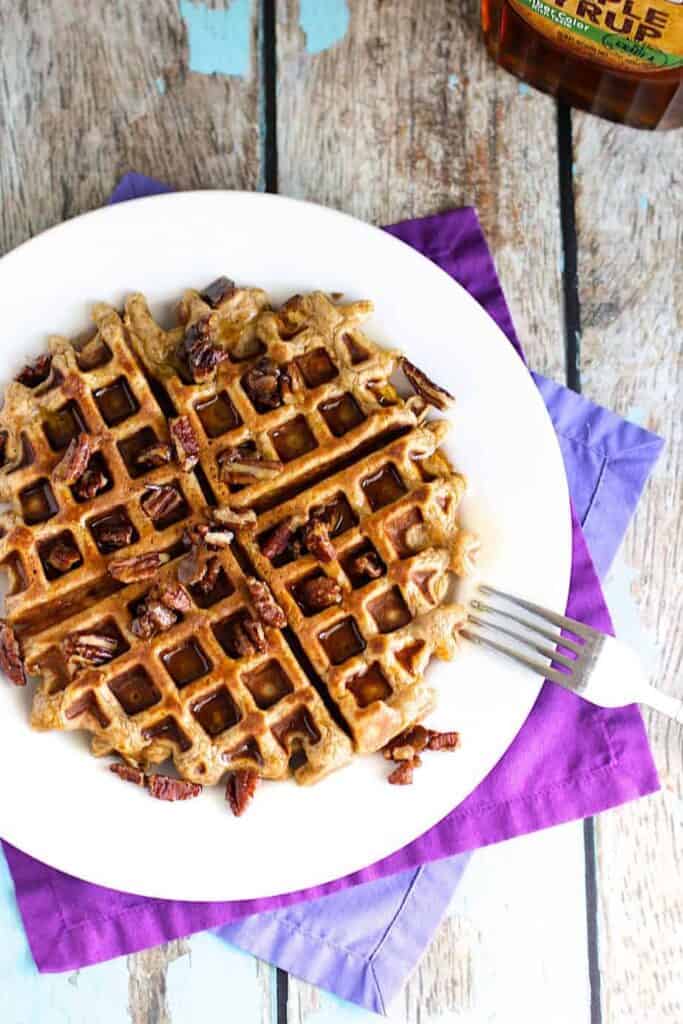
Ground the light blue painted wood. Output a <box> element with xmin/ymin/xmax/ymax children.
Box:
<box><xmin>178</xmin><ymin>0</ymin><xmax>252</xmax><ymax>77</ymax></box>
<box><xmin>0</xmin><ymin>850</ymin><xmax>129</xmax><ymax>1024</ymax></box>
<box><xmin>166</xmin><ymin>929</ymin><xmax>276</xmax><ymax>1022</ymax></box>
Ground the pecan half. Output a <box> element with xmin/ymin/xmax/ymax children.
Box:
<box><xmin>226</xmin><ymin>769</ymin><xmax>259</xmax><ymax>816</ymax></box>
<box><xmin>170</xmin><ymin>416</ymin><xmax>200</xmax><ymax>472</ymax></box>
<box><xmin>54</xmin><ymin>432</ymin><xmax>91</xmax><ymax>485</ymax></box>
<box><xmin>147</xmin><ymin>774</ymin><xmax>203</xmax><ymax>802</ymax></box>
<box><xmin>110</xmin><ymin>762</ymin><xmax>145</xmax><ymax>786</ymax></box>
<box><xmin>218</xmin><ymin>445</ymin><xmax>282</xmax><ymax>483</ymax></box>
<box><xmin>387</xmin><ymin>758</ymin><xmax>419</xmax><ymax>785</ymax></box>
<box><xmin>242</xmin><ymin>357</ymin><xmax>284</xmax><ymax>412</ymax></box>
<box><xmin>108</xmin><ymin>552</ymin><xmax>170</xmax><ymax>583</ymax></box>
<box><xmin>63</xmin><ymin>632</ymin><xmax>118</xmax><ymax>674</ymax></box>
<box><xmin>382</xmin><ymin>725</ymin><xmax>431</xmax><ymax>761</ymax></box>
<box><xmin>16</xmin><ymin>354</ymin><xmax>52</xmax><ymax>388</ymax></box>
<box><xmin>212</xmin><ymin>505</ymin><xmax>257</xmax><ymax>530</ymax></box>
<box><xmin>46</xmin><ymin>537</ymin><xmax>81</xmax><ymax>573</ymax></box>
<box><xmin>136</xmin><ymin>441</ymin><xmax>172</xmax><ymax>468</ymax></box>
<box><xmin>141</xmin><ymin>485</ymin><xmax>184</xmax><ymax>523</ymax></box>
<box><xmin>261</xmin><ymin>517</ymin><xmax>295</xmax><ymax>560</ymax></box>
<box><xmin>302</xmin><ymin>517</ymin><xmax>335</xmax><ymax>563</ymax></box>
<box><xmin>97</xmin><ymin>519</ymin><xmax>134</xmax><ymax>549</ymax></box>
<box><xmin>157</xmin><ymin>580</ymin><xmax>192</xmax><ymax>613</ymax></box>
<box><xmin>246</xmin><ymin>577</ymin><xmax>286</xmax><ymax>628</ymax></box>
<box><xmin>401</xmin><ymin>357</ymin><xmax>454</xmax><ymax>411</ymax></box>
<box><xmin>73</xmin><ymin>467</ymin><xmax>109</xmax><ymax>501</ymax></box>
<box><xmin>299</xmin><ymin>576</ymin><xmax>343</xmax><ymax>612</ymax></box>
<box><xmin>0</xmin><ymin>621</ymin><xmax>27</xmax><ymax>686</ymax></box>
<box><xmin>351</xmin><ymin>551</ymin><xmax>383</xmax><ymax>581</ymax></box>
<box><xmin>200</xmin><ymin>276</ymin><xmax>235</xmax><ymax>308</ymax></box>
<box><xmin>181</xmin><ymin>315</ymin><xmax>228</xmax><ymax>383</ymax></box>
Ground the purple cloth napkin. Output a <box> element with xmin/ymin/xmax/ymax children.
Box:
<box><xmin>1</xmin><ymin>174</ymin><xmax>662</xmax><ymax>1014</ymax></box>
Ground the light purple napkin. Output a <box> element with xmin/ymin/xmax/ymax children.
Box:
<box><xmin>1</xmin><ymin>175</ymin><xmax>662</xmax><ymax>1014</ymax></box>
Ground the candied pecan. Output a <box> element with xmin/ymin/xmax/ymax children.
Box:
<box><xmin>170</xmin><ymin>416</ymin><xmax>200</xmax><ymax>472</ymax></box>
<box><xmin>110</xmin><ymin>762</ymin><xmax>145</xmax><ymax>786</ymax></box>
<box><xmin>181</xmin><ymin>315</ymin><xmax>228</xmax><ymax>382</ymax></box>
<box><xmin>243</xmin><ymin>357</ymin><xmax>283</xmax><ymax>412</ymax></box>
<box><xmin>426</xmin><ymin>730</ymin><xmax>460</xmax><ymax>752</ymax></box>
<box><xmin>299</xmin><ymin>576</ymin><xmax>343</xmax><ymax>612</ymax></box>
<box><xmin>0</xmin><ymin>621</ymin><xmax>26</xmax><ymax>686</ymax></box>
<box><xmin>64</xmin><ymin>632</ymin><xmax>118</xmax><ymax>673</ymax></box>
<box><xmin>147</xmin><ymin>774</ymin><xmax>202</xmax><ymax>802</ymax></box>
<box><xmin>54</xmin><ymin>432</ymin><xmax>91</xmax><ymax>485</ymax></box>
<box><xmin>73</xmin><ymin>467</ymin><xmax>109</xmax><ymax>501</ymax></box>
<box><xmin>98</xmin><ymin>519</ymin><xmax>134</xmax><ymax>549</ymax></box>
<box><xmin>242</xmin><ymin>615</ymin><xmax>267</xmax><ymax>654</ymax></box>
<box><xmin>204</xmin><ymin>527</ymin><xmax>234</xmax><ymax>549</ymax></box>
<box><xmin>46</xmin><ymin>537</ymin><xmax>81</xmax><ymax>573</ymax></box>
<box><xmin>16</xmin><ymin>354</ymin><xmax>52</xmax><ymax>388</ymax></box>
<box><xmin>212</xmin><ymin>505</ymin><xmax>257</xmax><ymax>529</ymax></box>
<box><xmin>246</xmin><ymin>577</ymin><xmax>286</xmax><ymax>628</ymax></box>
<box><xmin>156</xmin><ymin>580</ymin><xmax>192</xmax><ymax>613</ymax></box>
<box><xmin>351</xmin><ymin>552</ymin><xmax>383</xmax><ymax>581</ymax></box>
<box><xmin>261</xmin><ymin>517</ymin><xmax>295</xmax><ymax>560</ymax></box>
<box><xmin>226</xmin><ymin>769</ymin><xmax>259</xmax><ymax>816</ymax></box>
<box><xmin>401</xmin><ymin>357</ymin><xmax>454</xmax><ymax>411</ymax></box>
<box><xmin>141</xmin><ymin>485</ymin><xmax>184</xmax><ymax>523</ymax></box>
<box><xmin>218</xmin><ymin>445</ymin><xmax>282</xmax><ymax>483</ymax></box>
<box><xmin>136</xmin><ymin>441</ymin><xmax>172</xmax><ymax>468</ymax></box>
<box><xmin>108</xmin><ymin>552</ymin><xmax>170</xmax><ymax>583</ymax></box>
<box><xmin>200</xmin><ymin>275</ymin><xmax>235</xmax><ymax>308</ymax></box>
<box><xmin>387</xmin><ymin>758</ymin><xmax>419</xmax><ymax>785</ymax></box>
<box><xmin>303</xmin><ymin>517</ymin><xmax>335</xmax><ymax>563</ymax></box>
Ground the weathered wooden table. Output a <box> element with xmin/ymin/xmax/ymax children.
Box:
<box><xmin>1</xmin><ymin>2</ymin><xmax>681</xmax><ymax>1022</ymax></box>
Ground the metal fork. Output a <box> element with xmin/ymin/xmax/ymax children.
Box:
<box><xmin>462</xmin><ymin>584</ymin><xmax>683</xmax><ymax>724</ymax></box>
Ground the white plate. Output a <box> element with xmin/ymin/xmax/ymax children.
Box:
<box><xmin>0</xmin><ymin>192</ymin><xmax>571</xmax><ymax>901</ymax></box>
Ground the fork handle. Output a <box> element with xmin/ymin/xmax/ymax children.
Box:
<box><xmin>635</xmin><ymin>682</ymin><xmax>683</xmax><ymax>725</ymax></box>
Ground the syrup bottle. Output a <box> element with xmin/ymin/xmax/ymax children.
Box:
<box><xmin>481</xmin><ymin>0</ymin><xmax>683</xmax><ymax>129</ymax></box>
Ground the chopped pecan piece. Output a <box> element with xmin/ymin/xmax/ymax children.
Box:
<box><xmin>147</xmin><ymin>774</ymin><xmax>203</xmax><ymax>802</ymax></box>
<box><xmin>16</xmin><ymin>354</ymin><xmax>52</xmax><ymax>388</ymax></box>
<box><xmin>226</xmin><ymin>769</ymin><xmax>259</xmax><ymax>816</ymax></box>
<box><xmin>212</xmin><ymin>505</ymin><xmax>257</xmax><ymax>530</ymax></box>
<box><xmin>299</xmin><ymin>576</ymin><xmax>343</xmax><ymax>612</ymax></box>
<box><xmin>46</xmin><ymin>537</ymin><xmax>81</xmax><ymax>573</ymax></box>
<box><xmin>131</xmin><ymin>598</ymin><xmax>178</xmax><ymax>639</ymax></box>
<box><xmin>200</xmin><ymin>276</ymin><xmax>235</xmax><ymax>308</ymax></box>
<box><xmin>170</xmin><ymin>416</ymin><xmax>200</xmax><ymax>472</ymax></box>
<box><xmin>246</xmin><ymin>577</ymin><xmax>286</xmax><ymax>628</ymax></box>
<box><xmin>110</xmin><ymin>762</ymin><xmax>145</xmax><ymax>786</ymax></box>
<box><xmin>218</xmin><ymin>445</ymin><xmax>282</xmax><ymax>483</ymax></box>
<box><xmin>261</xmin><ymin>517</ymin><xmax>295</xmax><ymax>560</ymax></box>
<box><xmin>387</xmin><ymin>758</ymin><xmax>419</xmax><ymax>785</ymax></box>
<box><xmin>156</xmin><ymin>581</ymin><xmax>192</xmax><ymax>613</ymax></box>
<box><xmin>136</xmin><ymin>441</ymin><xmax>172</xmax><ymax>468</ymax></box>
<box><xmin>181</xmin><ymin>314</ymin><xmax>228</xmax><ymax>382</ymax></box>
<box><xmin>141</xmin><ymin>485</ymin><xmax>184</xmax><ymax>523</ymax></box>
<box><xmin>54</xmin><ymin>432</ymin><xmax>91</xmax><ymax>485</ymax></box>
<box><xmin>426</xmin><ymin>730</ymin><xmax>460</xmax><ymax>752</ymax></box>
<box><xmin>73</xmin><ymin>467</ymin><xmax>109</xmax><ymax>501</ymax></box>
<box><xmin>108</xmin><ymin>552</ymin><xmax>170</xmax><ymax>583</ymax></box>
<box><xmin>0</xmin><ymin>621</ymin><xmax>27</xmax><ymax>686</ymax></box>
<box><xmin>351</xmin><ymin>552</ymin><xmax>383</xmax><ymax>581</ymax></box>
<box><xmin>194</xmin><ymin>557</ymin><xmax>222</xmax><ymax>596</ymax></box>
<box><xmin>382</xmin><ymin>725</ymin><xmax>431</xmax><ymax>760</ymax></box>
<box><xmin>204</xmin><ymin>527</ymin><xmax>234</xmax><ymax>549</ymax></box>
<box><xmin>303</xmin><ymin>517</ymin><xmax>335</xmax><ymax>563</ymax></box>
<box><xmin>98</xmin><ymin>519</ymin><xmax>134</xmax><ymax>549</ymax></box>
<box><xmin>242</xmin><ymin>357</ymin><xmax>284</xmax><ymax>412</ymax></box>
<box><xmin>241</xmin><ymin>615</ymin><xmax>267</xmax><ymax>654</ymax></box>
<box><xmin>63</xmin><ymin>632</ymin><xmax>118</xmax><ymax>674</ymax></box>
<box><xmin>401</xmin><ymin>357</ymin><xmax>454</xmax><ymax>411</ymax></box>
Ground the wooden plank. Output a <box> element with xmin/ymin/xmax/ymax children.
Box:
<box><xmin>0</xmin><ymin>3</ymin><xmax>273</xmax><ymax>1021</ymax></box>
<box><xmin>277</xmin><ymin>3</ymin><xmax>591</xmax><ymax>1019</ymax></box>
<box><xmin>0</xmin><ymin>0</ymin><xmax>262</xmax><ymax>257</ymax></box>
<box><xmin>572</xmin><ymin>114</ymin><xmax>683</xmax><ymax>1023</ymax></box>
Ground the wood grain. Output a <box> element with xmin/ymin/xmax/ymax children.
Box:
<box><xmin>573</xmin><ymin>114</ymin><xmax>683</xmax><ymax>1023</ymax></box>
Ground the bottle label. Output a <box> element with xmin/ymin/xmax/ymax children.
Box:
<box><xmin>507</xmin><ymin>0</ymin><xmax>683</xmax><ymax>70</ymax></box>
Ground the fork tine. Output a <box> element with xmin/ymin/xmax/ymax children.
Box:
<box><xmin>467</xmin><ymin>614</ymin><xmax>577</xmax><ymax>669</ymax></box>
<box><xmin>470</xmin><ymin>600</ymin><xmax>584</xmax><ymax>654</ymax></box>
<box><xmin>478</xmin><ymin>584</ymin><xmax>594</xmax><ymax>639</ymax></box>
<box><xmin>461</xmin><ymin>628</ymin><xmax>574</xmax><ymax>687</ymax></box>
